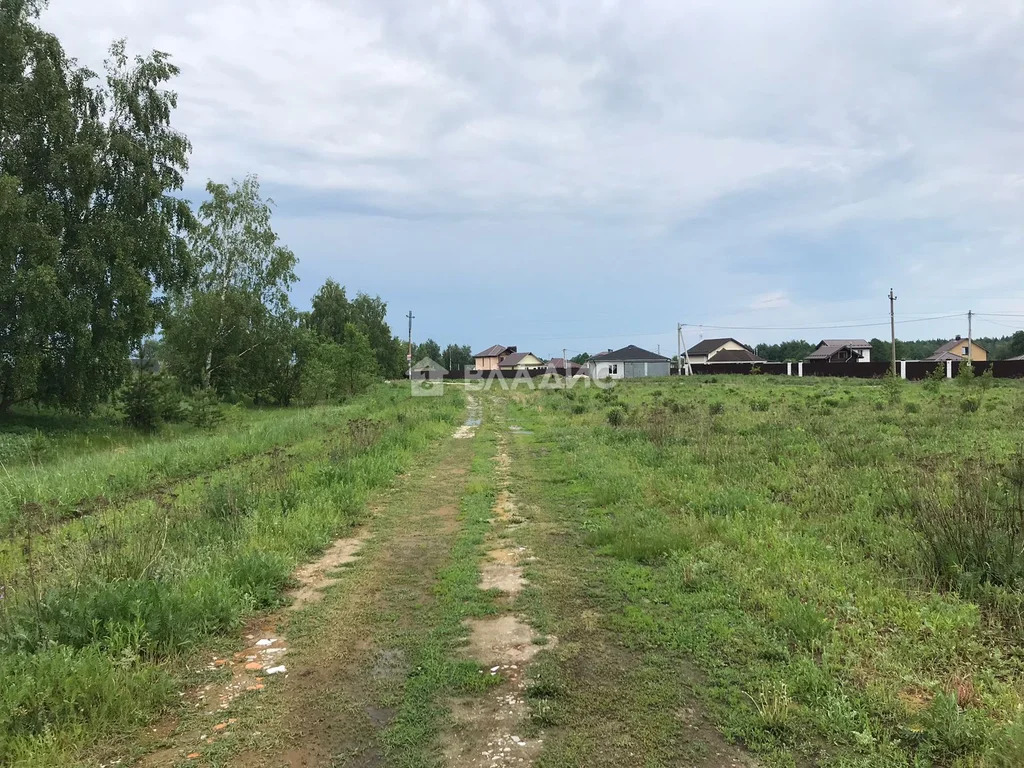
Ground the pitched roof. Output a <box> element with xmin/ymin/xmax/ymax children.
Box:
<box><xmin>1007</xmin><ymin>354</ymin><xmax>1024</xmax><ymax>361</ymax></box>
<box><xmin>473</xmin><ymin>344</ymin><xmax>515</xmax><ymax>358</ymax></box>
<box><xmin>687</xmin><ymin>337</ymin><xmax>753</xmax><ymax>356</ymax></box>
<box><xmin>708</xmin><ymin>348</ymin><xmax>764</xmax><ymax>363</ymax></box>
<box><xmin>546</xmin><ymin>358</ymin><xmax>582</xmax><ymax>373</ymax></box>
<box><xmin>806</xmin><ymin>339</ymin><xmax>871</xmax><ymax>360</ymax></box>
<box><xmin>411</xmin><ymin>357</ymin><xmax>448</xmax><ymax>373</ymax></box>
<box><xmin>499</xmin><ymin>352</ymin><xmax>542</xmax><ymax>367</ymax></box>
<box><xmin>926</xmin><ymin>338</ymin><xmax>987</xmax><ymax>361</ymax></box>
<box><xmin>926</xmin><ymin>350</ymin><xmax>963</xmax><ymax>362</ymax></box>
<box><xmin>589</xmin><ymin>345</ymin><xmax>670</xmax><ymax>362</ymax></box>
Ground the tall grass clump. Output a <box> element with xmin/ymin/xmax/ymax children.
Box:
<box><xmin>911</xmin><ymin>449</ymin><xmax>1024</xmax><ymax>594</ymax></box>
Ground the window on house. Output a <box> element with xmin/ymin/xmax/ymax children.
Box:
<box><xmin>963</xmin><ymin>346</ymin><xmax>969</xmax><ymax>356</ymax></box>
<box><xmin>610</xmin><ymin>364</ymin><xmax>618</xmax><ymax>374</ymax></box>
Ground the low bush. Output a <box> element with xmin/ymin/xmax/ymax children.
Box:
<box><xmin>961</xmin><ymin>397</ymin><xmax>981</xmax><ymax>414</ymax></box>
<box><xmin>607</xmin><ymin>408</ymin><xmax>626</xmax><ymax>427</ymax></box>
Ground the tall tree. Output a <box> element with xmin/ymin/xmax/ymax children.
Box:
<box><xmin>1</xmin><ymin>2</ymin><xmax>194</xmax><ymax>413</ymax></box>
<box><xmin>307</xmin><ymin>280</ymin><xmax>349</xmax><ymax>345</ymax></box>
<box><xmin>442</xmin><ymin>344</ymin><xmax>474</xmax><ymax>371</ymax></box>
<box><xmin>164</xmin><ymin>175</ymin><xmax>296</xmax><ymax>392</ymax></box>
<box><xmin>416</xmin><ymin>339</ymin><xmax>442</xmax><ymax>365</ymax></box>
<box><xmin>1007</xmin><ymin>331</ymin><xmax>1024</xmax><ymax>359</ymax></box>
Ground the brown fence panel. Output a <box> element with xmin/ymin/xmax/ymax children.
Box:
<box><xmin>801</xmin><ymin>361</ymin><xmax>891</xmax><ymax>378</ymax></box>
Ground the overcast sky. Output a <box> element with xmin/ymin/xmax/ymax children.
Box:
<box><xmin>41</xmin><ymin>0</ymin><xmax>1024</xmax><ymax>357</ymax></box>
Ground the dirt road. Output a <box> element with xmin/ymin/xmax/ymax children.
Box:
<box><xmin>123</xmin><ymin>391</ymin><xmax>753</xmax><ymax>768</ymax></box>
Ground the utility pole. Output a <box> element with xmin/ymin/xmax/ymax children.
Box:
<box><xmin>677</xmin><ymin>324</ymin><xmax>682</xmax><ymax>375</ymax></box>
<box><xmin>406</xmin><ymin>310</ymin><xmax>414</xmax><ymax>379</ymax></box>
<box><xmin>968</xmin><ymin>310</ymin><xmax>973</xmax><ymax>363</ymax></box>
<box><xmin>563</xmin><ymin>347</ymin><xmax>568</xmax><ymax>390</ymax></box>
<box><xmin>677</xmin><ymin>324</ymin><xmax>692</xmax><ymax>376</ymax></box>
<box><xmin>888</xmin><ymin>288</ymin><xmax>897</xmax><ymax>377</ymax></box>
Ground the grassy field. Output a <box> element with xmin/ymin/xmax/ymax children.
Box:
<box><xmin>0</xmin><ymin>385</ymin><xmax>463</xmax><ymax>766</ymax></box>
<box><xmin>505</xmin><ymin>373</ymin><xmax>1024</xmax><ymax>767</ymax></box>
<box><xmin>5</xmin><ymin>374</ymin><xmax>1024</xmax><ymax>768</ymax></box>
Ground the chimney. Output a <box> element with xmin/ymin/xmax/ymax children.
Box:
<box><xmin>955</xmin><ymin>335</ymin><xmax>962</xmax><ymax>341</ymax></box>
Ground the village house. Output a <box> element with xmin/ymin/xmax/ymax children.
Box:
<box><xmin>587</xmin><ymin>345</ymin><xmax>671</xmax><ymax>379</ymax></box>
<box><xmin>686</xmin><ymin>338</ymin><xmax>763</xmax><ymax>364</ymax></box>
<box><xmin>925</xmin><ymin>336</ymin><xmax>988</xmax><ymax>362</ymax></box>
<box><xmin>498</xmin><ymin>352</ymin><xmax>545</xmax><ymax>370</ymax></box>
<box><xmin>805</xmin><ymin>339</ymin><xmax>873</xmax><ymax>363</ymax></box>
<box><xmin>473</xmin><ymin>345</ymin><xmax>517</xmax><ymax>371</ymax></box>
<box><xmin>546</xmin><ymin>358</ymin><xmax>583</xmax><ymax>376</ymax></box>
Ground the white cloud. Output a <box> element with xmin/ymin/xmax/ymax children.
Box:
<box><xmin>35</xmin><ymin>0</ymin><xmax>1024</xmax><ymax>348</ymax></box>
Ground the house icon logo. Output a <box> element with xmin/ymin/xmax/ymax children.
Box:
<box><xmin>410</xmin><ymin>357</ymin><xmax>447</xmax><ymax>396</ymax></box>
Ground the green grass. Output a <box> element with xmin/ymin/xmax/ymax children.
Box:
<box><xmin>0</xmin><ymin>384</ymin><xmax>464</xmax><ymax>767</ymax></box>
<box><xmin>0</xmin><ymin>404</ymin><xmax>367</xmax><ymax>530</ymax></box>
<box><xmin>507</xmin><ymin>374</ymin><xmax>1024</xmax><ymax>767</ymax></box>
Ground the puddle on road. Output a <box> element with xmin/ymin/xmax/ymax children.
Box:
<box><xmin>454</xmin><ymin>394</ymin><xmax>482</xmax><ymax>439</ymax></box>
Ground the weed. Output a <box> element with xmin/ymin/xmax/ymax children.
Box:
<box><xmin>961</xmin><ymin>396</ymin><xmax>981</xmax><ymax>413</ymax></box>
<box><xmin>750</xmin><ymin>398</ymin><xmax>770</xmax><ymax>412</ymax></box>
<box><xmin>911</xmin><ymin>450</ymin><xmax>1024</xmax><ymax>592</ymax></box>
<box><xmin>639</xmin><ymin>406</ymin><xmax>675</xmax><ymax>446</ymax></box>
<box><xmin>607</xmin><ymin>407</ymin><xmax>626</xmax><ymax>427</ymax></box>
<box><xmin>708</xmin><ymin>402</ymin><xmax>725</xmax><ymax>416</ymax></box>
<box><xmin>745</xmin><ymin>680</ymin><xmax>793</xmax><ymax>733</ymax></box>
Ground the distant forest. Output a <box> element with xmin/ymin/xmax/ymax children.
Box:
<box><xmin>754</xmin><ymin>332</ymin><xmax>1024</xmax><ymax>363</ymax></box>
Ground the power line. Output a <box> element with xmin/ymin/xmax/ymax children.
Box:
<box><xmin>685</xmin><ymin>312</ymin><xmax>965</xmax><ymax>332</ymax></box>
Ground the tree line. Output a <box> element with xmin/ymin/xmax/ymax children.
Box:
<box><xmin>0</xmin><ymin>2</ymin><xmax>411</xmax><ymax>418</ymax></box>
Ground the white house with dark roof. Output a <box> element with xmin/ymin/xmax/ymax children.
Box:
<box><xmin>586</xmin><ymin>345</ymin><xmax>671</xmax><ymax>379</ymax></box>
<box><xmin>805</xmin><ymin>339</ymin><xmax>872</xmax><ymax>363</ymax></box>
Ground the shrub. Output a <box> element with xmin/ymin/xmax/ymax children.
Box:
<box><xmin>925</xmin><ymin>362</ymin><xmax>947</xmax><ymax>389</ymax></box>
<box><xmin>154</xmin><ymin>373</ymin><xmax>187</xmax><ymax>422</ymax></box>
<box><xmin>607</xmin><ymin>408</ymin><xmax>626</xmax><ymax>427</ymax></box>
<box><xmin>957</xmin><ymin>361</ymin><xmax>975</xmax><ymax>387</ymax></box>
<box><xmin>979</xmin><ymin>366</ymin><xmax>995</xmax><ymax>391</ymax></box>
<box><xmin>881</xmin><ymin>371</ymin><xmax>903</xmax><ymax>405</ymax></box>
<box><xmin>120</xmin><ymin>374</ymin><xmax>160</xmax><ymax>432</ymax></box>
<box><xmin>187</xmin><ymin>387</ymin><xmax>225</xmax><ymax>429</ymax></box>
